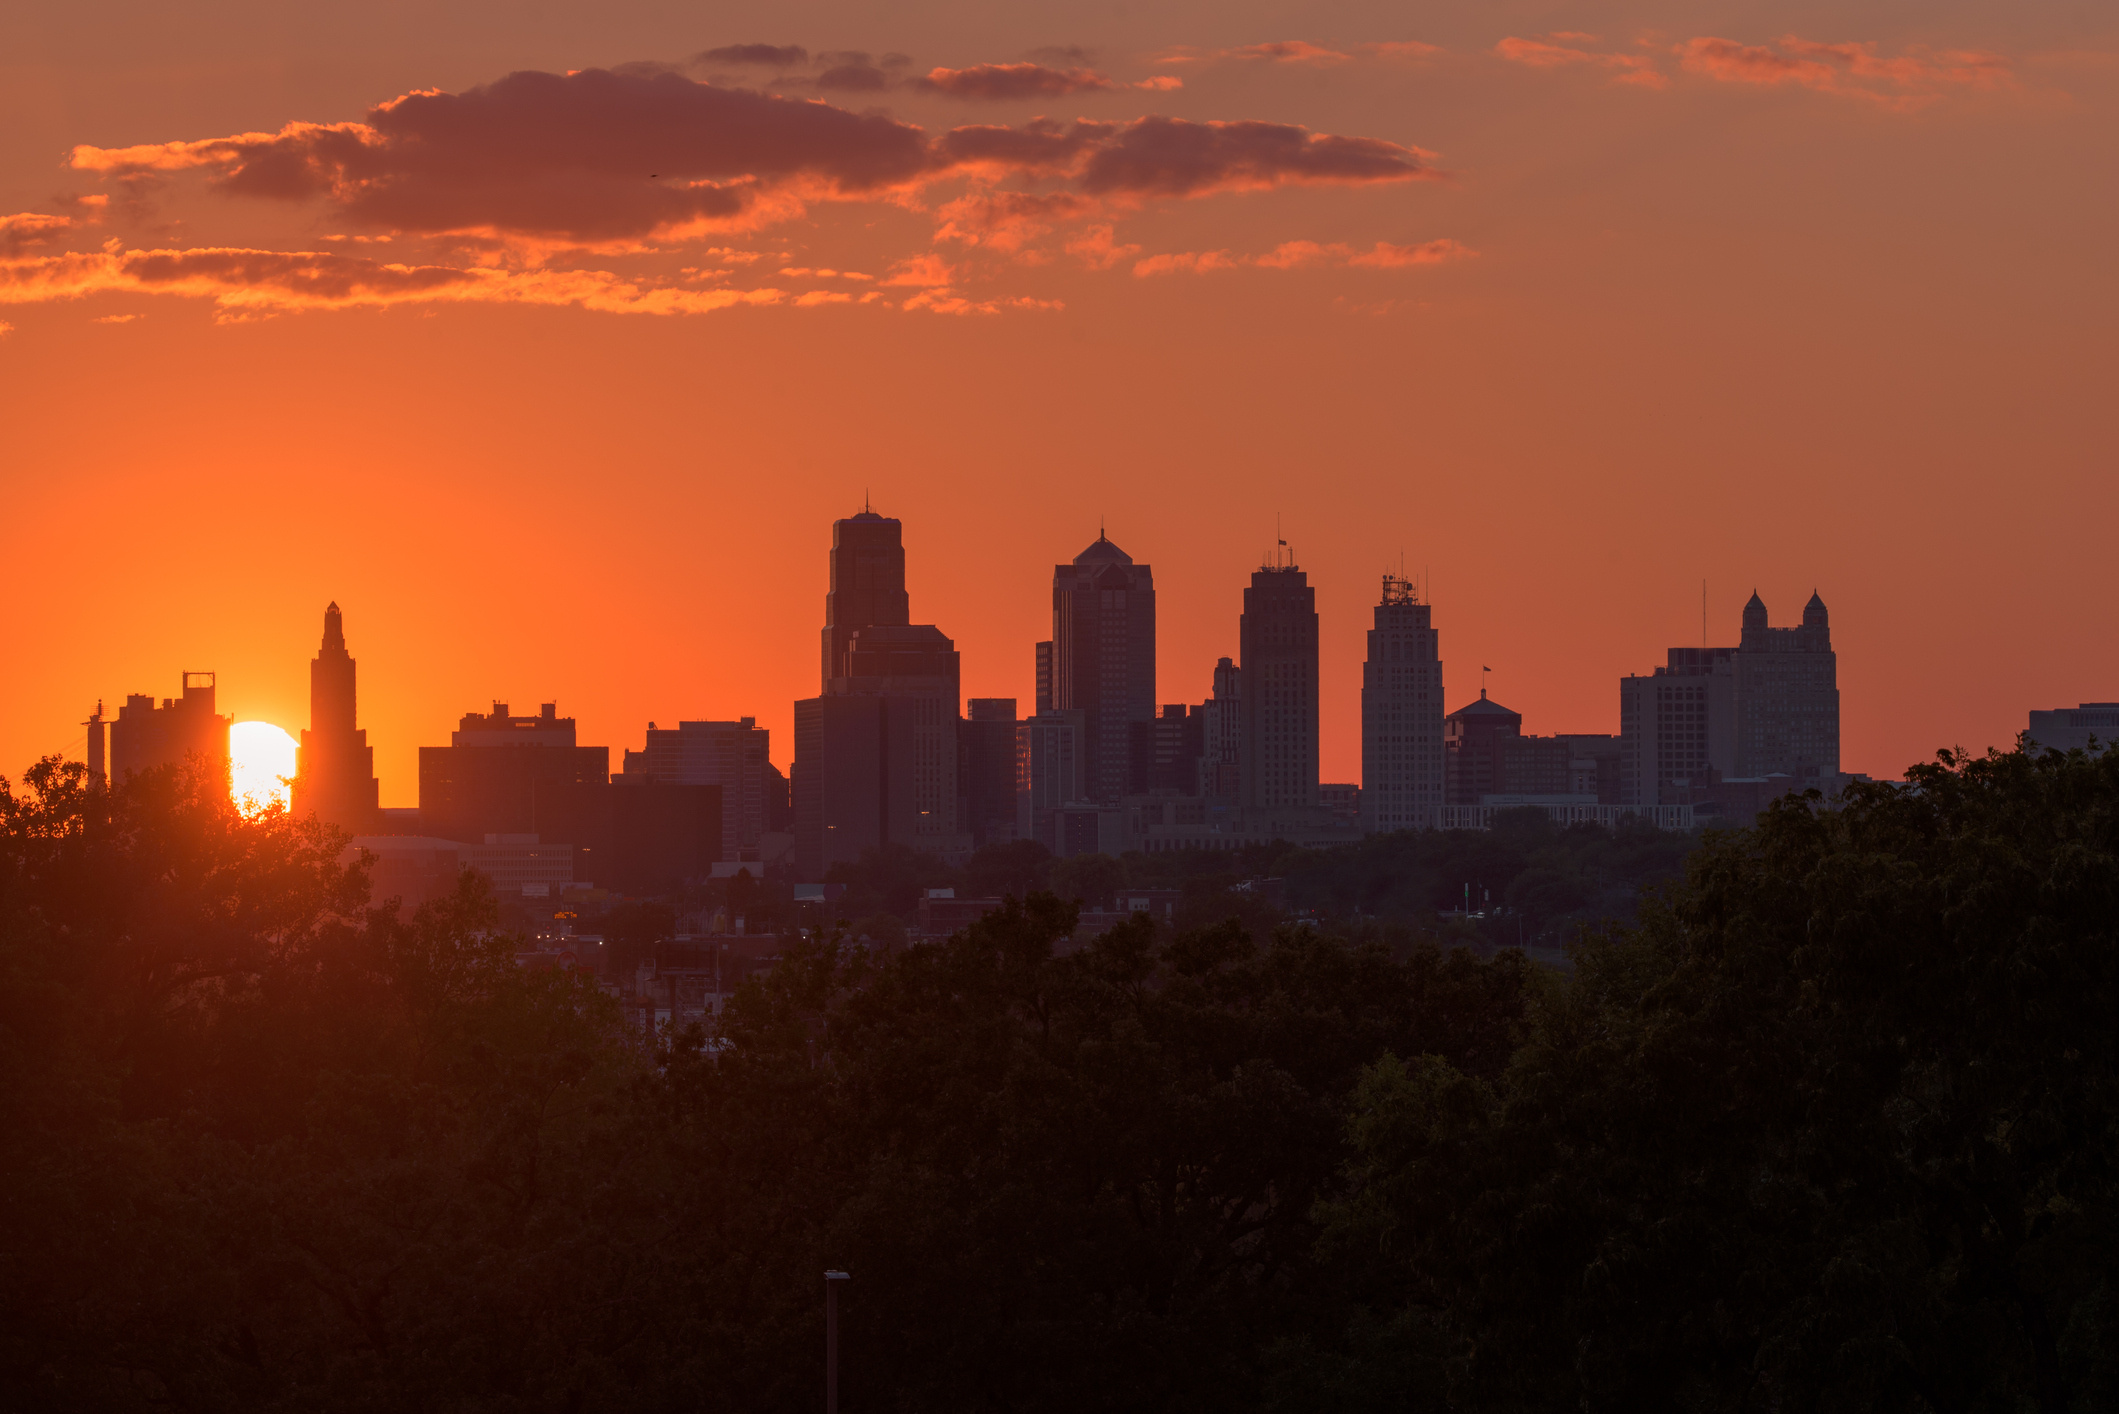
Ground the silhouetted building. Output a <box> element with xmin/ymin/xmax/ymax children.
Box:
<box><xmin>1444</xmin><ymin>692</ymin><xmax>1525</xmax><ymax>805</ymax></box>
<box><xmin>84</xmin><ymin>701</ymin><xmax>106</xmax><ymax>787</ymax></box>
<box><xmin>1446</xmin><ymin>695</ymin><xmax>1620</xmax><ymax>807</ymax></box>
<box><xmin>1734</xmin><ymin>591</ymin><xmax>1840</xmax><ymax>781</ymax></box>
<box><xmin>1360</xmin><ymin>574</ymin><xmax>1443</xmax><ymax>833</ymax></box>
<box><xmin>608</xmin><ymin>776</ymin><xmax>722</xmax><ymax>895</ymax></box>
<box><xmin>1051</xmin><ymin>533</ymin><xmax>1156</xmax><ymax>802</ymax></box>
<box><xmin>291</xmin><ymin>602</ymin><xmax>381</xmax><ymax>834</ymax></box>
<box><xmin>822</xmin><ymin>506</ymin><xmax>910</xmax><ymax>683</ymax></box>
<box><xmin>1132</xmin><ymin>703</ymin><xmax>1204</xmax><ymax>795</ymax></box>
<box><xmin>418</xmin><ymin>703</ymin><xmax>612</xmax><ymax>878</ymax></box>
<box><xmin>622</xmin><ymin>717</ymin><xmax>771</xmax><ymax>854</ymax></box>
<box><xmin>1240</xmin><ymin>560</ymin><xmax>1319</xmax><ymax>810</ymax></box>
<box><xmin>794</xmin><ymin>509</ymin><xmax>966</xmax><ymax>879</ymax></box>
<box><xmin>1034</xmin><ymin>641</ymin><xmax>1055</xmax><ymax>715</ymax></box>
<box><xmin>1016</xmin><ymin>708</ymin><xmax>1086</xmax><ymax>849</ymax></box>
<box><xmin>1199</xmin><ymin>657</ymin><xmax>1242</xmax><ymax>799</ymax></box>
<box><xmin>109</xmin><ymin>672</ymin><xmax>230</xmax><ymax>787</ymax></box>
<box><xmin>961</xmin><ymin>698</ymin><xmax>1020</xmax><ymax>845</ymax></box>
<box><xmin>1619</xmin><ymin>591</ymin><xmax>1839</xmax><ymax>805</ymax></box>
<box><xmin>2026</xmin><ymin>703</ymin><xmax>2119</xmax><ymax>754</ymax></box>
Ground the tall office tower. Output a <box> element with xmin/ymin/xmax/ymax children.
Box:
<box><xmin>1239</xmin><ymin>559</ymin><xmax>1320</xmax><ymax>810</ymax></box>
<box><xmin>1049</xmin><ymin>533</ymin><xmax>1156</xmax><ymax>802</ymax></box>
<box><xmin>292</xmin><ymin>602</ymin><xmax>381</xmax><ymax>834</ymax></box>
<box><xmin>1734</xmin><ymin>591</ymin><xmax>1839</xmax><ymax>781</ymax></box>
<box><xmin>1198</xmin><ymin>657</ymin><xmax>1242</xmax><ymax>799</ymax></box>
<box><xmin>623</xmin><ymin>717</ymin><xmax>772</xmax><ymax>853</ymax></box>
<box><xmin>961</xmin><ymin>698</ymin><xmax>1021</xmax><ymax>846</ymax></box>
<box><xmin>1034</xmin><ymin>641</ymin><xmax>1055</xmax><ymax>714</ymax></box>
<box><xmin>821</xmin><ymin>509</ymin><xmax>911</xmax><ymax>685</ymax></box>
<box><xmin>795</xmin><ymin>507</ymin><xmax>966</xmax><ymax>879</ymax></box>
<box><xmin>1618</xmin><ymin>590</ymin><xmax>1839</xmax><ymax>805</ymax></box>
<box><xmin>1360</xmin><ymin>575</ymin><xmax>1443</xmax><ymax>833</ymax></box>
<box><xmin>109</xmin><ymin>672</ymin><xmax>231</xmax><ymax>787</ymax></box>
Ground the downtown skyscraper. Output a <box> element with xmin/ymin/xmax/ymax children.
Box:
<box><xmin>1239</xmin><ymin>556</ymin><xmax>1319</xmax><ymax>810</ymax></box>
<box><xmin>291</xmin><ymin>602</ymin><xmax>379</xmax><ymax>834</ymax></box>
<box><xmin>1046</xmin><ymin>532</ymin><xmax>1156</xmax><ymax>803</ymax></box>
<box><xmin>794</xmin><ymin>508</ymin><xmax>964</xmax><ymax>878</ymax></box>
<box><xmin>1359</xmin><ymin>575</ymin><xmax>1443</xmax><ymax>832</ymax></box>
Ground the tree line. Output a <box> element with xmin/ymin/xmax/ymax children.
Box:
<box><xmin>2</xmin><ymin>745</ymin><xmax>2112</xmax><ymax>1411</ymax></box>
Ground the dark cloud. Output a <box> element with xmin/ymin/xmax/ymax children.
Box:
<box><xmin>696</xmin><ymin>44</ymin><xmax>809</xmax><ymax>67</ymax></box>
<box><xmin>70</xmin><ymin>67</ymin><xmax>1434</xmax><ymax>249</ymax></box>
<box><xmin>916</xmin><ymin>63</ymin><xmax>1115</xmax><ymax>100</ymax></box>
<box><xmin>816</xmin><ymin>63</ymin><xmax>891</xmax><ymax>92</ymax></box>
<box><xmin>1075</xmin><ymin>116</ymin><xmax>1430</xmax><ymax>195</ymax></box>
<box><xmin>0</xmin><ymin>211</ymin><xmax>79</xmax><ymax>255</ymax></box>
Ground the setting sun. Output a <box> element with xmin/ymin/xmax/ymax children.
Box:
<box><xmin>228</xmin><ymin>721</ymin><xmax>297</xmax><ymax>815</ymax></box>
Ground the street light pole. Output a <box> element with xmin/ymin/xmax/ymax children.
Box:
<box><xmin>824</xmin><ymin>1269</ymin><xmax>850</xmax><ymax>1413</ymax></box>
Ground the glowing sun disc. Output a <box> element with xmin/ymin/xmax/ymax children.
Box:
<box><xmin>229</xmin><ymin>721</ymin><xmax>298</xmax><ymax>816</ymax></box>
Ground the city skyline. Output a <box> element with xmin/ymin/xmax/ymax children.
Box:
<box><xmin>33</xmin><ymin>514</ymin><xmax>2065</xmax><ymax>808</ymax></box>
<box><xmin>6</xmin><ymin>2</ymin><xmax>2113</xmax><ymax>799</ymax></box>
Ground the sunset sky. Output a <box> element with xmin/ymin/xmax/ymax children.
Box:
<box><xmin>4</xmin><ymin>0</ymin><xmax>2114</xmax><ymax>804</ymax></box>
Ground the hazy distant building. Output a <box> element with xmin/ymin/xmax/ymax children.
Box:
<box><xmin>1034</xmin><ymin>641</ymin><xmax>1055</xmax><ymax>715</ymax></box>
<box><xmin>291</xmin><ymin>602</ymin><xmax>380</xmax><ymax>835</ymax></box>
<box><xmin>1360</xmin><ymin>574</ymin><xmax>1443</xmax><ymax>833</ymax></box>
<box><xmin>1734</xmin><ymin>591</ymin><xmax>1839</xmax><ymax>780</ymax></box>
<box><xmin>109</xmin><ymin>671</ymin><xmax>230</xmax><ymax>787</ymax></box>
<box><xmin>418</xmin><ymin>703</ymin><xmax>612</xmax><ymax>876</ymax></box>
<box><xmin>623</xmin><ymin>717</ymin><xmax>772</xmax><ymax>853</ymax></box>
<box><xmin>1239</xmin><ymin>561</ymin><xmax>1320</xmax><ymax>810</ymax></box>
<box><xmin>2026</xmin><ymin>703</ymin><xmax>2119</xmax><ymax>754</ymax></box>
<box><xmin>1134</xmin><ymin>703</ymin><xmax>1204</xmax><ymax>795</ymax></box>
<box><xmin>1619</xmin><ymin>591</ymin><xmax>1838</xmax><ymax>805</ymax></box>
<box><xmin>1198</xmin><ymin>657</ymin><xmax>1242</xmax><ymax>800</ymax></box>
<box><xmin>794</xmin><ymin>509</ymin><xmax>966</xmax><ymax>879</ymax></box>
<box><xmin>1016</xmin><ymin>708</ymin><xmax>1086</xmax><ymax>849</ymax></box>
<box><xmin>961</xmin><ymin>698</ymin><xmax>1020</xmax><ymax>846</ymax></box>
<box><xmin>1050</xmin><ymin>533</ymin><xmax>1156</xmax><ymax>802</ymax></box>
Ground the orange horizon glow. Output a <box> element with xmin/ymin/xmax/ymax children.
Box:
<box><xmin>3</xmin><ymin>4</ymin><xmax>2114</xmax><ymax>802</ymax></box>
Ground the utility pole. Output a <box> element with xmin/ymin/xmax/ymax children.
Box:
<box><xmin>825</xmin><ymin>1269</ymin><xmax>850</xmax><ymax>1413</ymax></box>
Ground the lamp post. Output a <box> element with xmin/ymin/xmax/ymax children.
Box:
<box><xmin>824</xmin><ymin>1269</ymin><xmax>850</xmax><ymax>1413</ymax></box>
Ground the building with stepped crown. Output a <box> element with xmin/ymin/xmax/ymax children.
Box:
<box><xmin>292</xmin><ymin>602</ymin><xmax>380</xmax><ymax>835</ymax></box>
<box><xmin>1360</xmin><ymin>574</ymin><xmax>1443</xmax><ymax>833</ymax></box>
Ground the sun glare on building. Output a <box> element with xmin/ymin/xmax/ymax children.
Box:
<box><xmin>229</xmin><ymin>721</ymin><xmax>298</xmax><ymax>816</ymax></box>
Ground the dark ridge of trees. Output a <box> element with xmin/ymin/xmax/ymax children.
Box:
<box><xmin>2</xmin><ymin>745</ymin><xmax>2114</xmax><ymax>1411</ymax></box>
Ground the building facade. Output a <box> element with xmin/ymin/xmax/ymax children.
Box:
<box><xmin>2026</xmin><ymin>703</ymin><xmax>2119</xmax><ymax>754</ymax></box>
<box><xmin>417</xmin><ymin>703</ymin><xmax>612</xmax><ymax>877</ymax></box>
<box><xmin>1239</xmin><ymin>561</ymin><xmax>1320</xmax><ymax>810</ymax></box>
<box><xmin>109</xmin><ymin>671</ymin><xmax>230</xmax><ymax>787</ymax></box>
<box><xmin>1050</xmin><ymin>533</ymin><xmax>1156</xmax><ymax>803</ymax></box>
<box><xmin>292</xmin><ymin>602</ymin><xmax>381</xmax><ymax>834</ymax></box>
<box><xmin>1618</xmin><ymin>592</ymin><xmax>1838</xmax><ymax>805</ymax></box>
<box><xmin>1360</xmin><ymin>574</ymin><xmax>1443</xmax><ymax>833</ymax></box>
<box><xmin>1198</xmin><ymin>657</ymin><xmax>1242</xmax><ymax>800</ymax></box>
<box><xmin>622</xmin><ymin>717</ymin><xmax>772</xmax><ymax>854</ymax></box>
<box><xmin>794</xmin><ymin>509</ymin><xmax>966</xmax><ymax>879</ymax></box>
<box><xmin>961</xmin><ymin>698</ymin><xmax>1020</xmax><ymax>846</ymax></box>
<box><xmin>1015</xmin><ymin>708</ymin><xmax>1086</xmax><ymax>850</ymax></box>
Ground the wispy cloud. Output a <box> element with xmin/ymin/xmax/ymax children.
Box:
<box><xmin>1495</xmin><ymin>36</ymin><xmax>1666</xmax><ymax>88</ymax></box>
<box><xmin>1134</xmin><ymin>237</ymin><xmax>1473</xmax><ymax>276</ymax></box>
<box><xmin>1677</xmin><ymin>36</ymin><xmax>2012</xmax><ymax>106</ymax></box>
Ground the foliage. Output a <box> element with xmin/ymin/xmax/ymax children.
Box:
<box><xmin>3</xmin><ymin>745</ymin><xmax>2114</xmax><ymax>1411</ymax></box>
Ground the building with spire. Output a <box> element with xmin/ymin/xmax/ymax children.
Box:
<box><xmin>1049</xmin><ymin>531</ymin><xmax>1156</xmax><ymax>802</ymax></box>
<box><xmin>1619</xmin><ymin>589</ymin><xmax>1839</xmax><ymax>806</ymax></box>
<box><xmin>1359</xmin><ymin>574</ymin><xmax>1443</xmax><ymax>832</ymax></box>
<box><xmin>1239</xmin><ymin>554</ymin><xmax>1319</xmax><ymax>810</ymax></box>
<box><xmin>794</xmin><ymin>507</ymin><xmax>967</xmax><ymax>879</ymax></box>
<box><xmin>292</xmin><ymin>602</ymin><xmax>381</xmax><ymax>834</ymax></box>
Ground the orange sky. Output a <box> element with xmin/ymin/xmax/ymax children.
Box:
<box><xmin>4</xmin><ymin>2</ymin><xmax>2115</xmax><ymax>804</ymax></box>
